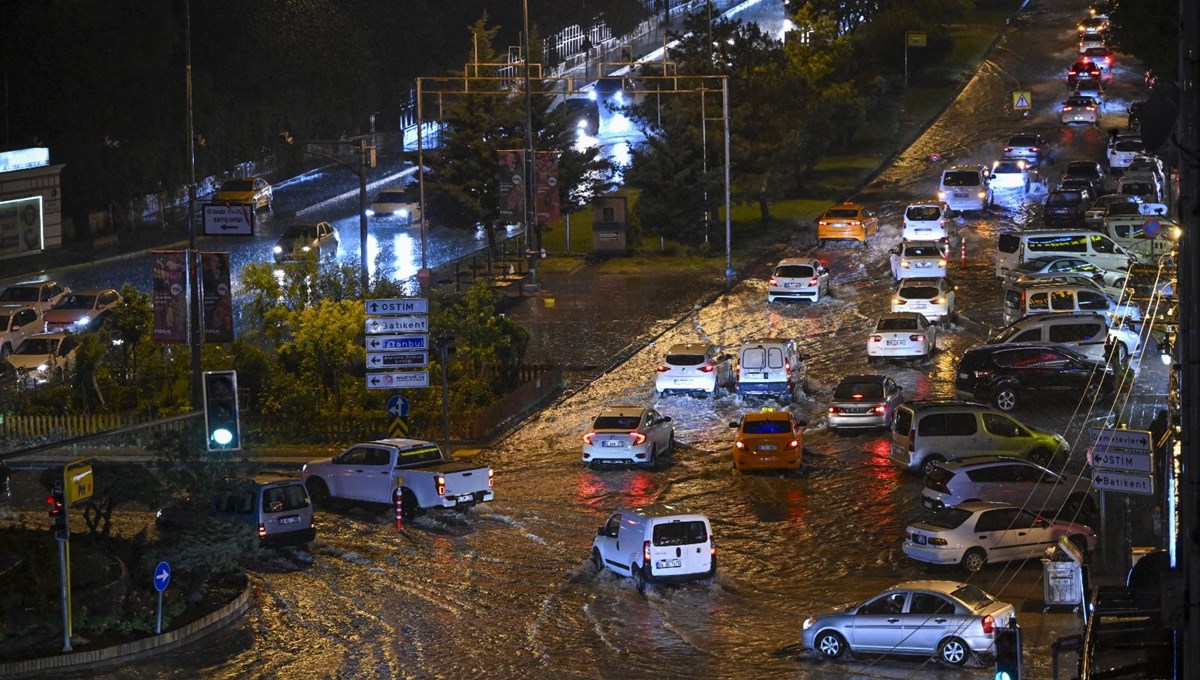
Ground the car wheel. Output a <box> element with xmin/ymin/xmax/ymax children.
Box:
<box><xmin>814</xmin><ymin>630</ymin><xmax>848</xmax><ymax>659</ymax></box>
<box><xmin>305</xmin><ymin>478</ymin><xmax>331</xmax><ymax>507</ymax></box>
<box><xmin>961</xmin><ymin>548</ymin><xmax>987</xmax><ymax>573</ymax></box>
<box><xmin>1083</xmin><ymin>380</ymin><xmax>1104</xmax><ymax>401</ymax></box>
<box><xmin>921</xmin><ymin>456</ymin><xmax>946</xmax><ymax>477</ymax></box>
<box><xmin>631</xmin><ymin>564</ymin><xmax>647</xmax><ymax>593</ymax></box>
<box><xmin>1030</xmin><ymin>448</ymin><xmax>1053</xmax><ymax>467</ymax></box>
<box><xmin>668</xmin><ymin>432</ymin><xmax>676</xmax><ymax>454</ymax></box>
<box><xmin>1113</xmin><ymin>277</ymin><xmax>1127</xmax><ymax>289</ymax></box>
<box><xmin>938</xmin><ymin>636</ymin><xmax>971</xmax><ymax>666</ymax></box>
<box><xmin>994</xmin><ymin>386</ymin><xmax>1019</xmax><ymax>412</ymax></box>
<box><xmin>591</xmin><ymin>548</ymin><xmax>604</xmax><ymax>573</ymax></box>
<box><xmin>1114</xmin><ymin>342</ymin><xmax>1130</xmax><ymax>365</ymax></box>
<box><xmin>645</xmin><ymin>446</ymin><xmax>659</xmax><ymax>471</ymax></box>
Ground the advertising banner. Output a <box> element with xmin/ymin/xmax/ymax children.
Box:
<box><xmin>535</xmin><ymin>151</ymin><xmax>561</xmax><ymax>225</ymax></box>
<box><xmin>200</xmin><ymin>251</ymin><xmax>234</xmax><ymax>343</ymax></box>
<box><xmin>498</xmin><ymin>149</ymin><xmax>526</xmax><ymax>220</ymax></box>
<box><xmin>0</xmin><ymin>196</ymin><xmax>44</xmax><ymax>258</ymax></box>
<box><xmin>152</xmin><ymin>250</ymin><xmax>189</xmax><ymax>343</ymax></box>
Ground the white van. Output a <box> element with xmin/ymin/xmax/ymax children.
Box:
<box><xmin>1001</xmin><ymin>281</ymin><xmax>1140</xmax><ymax>326</ymax></box>
<box><xmin>938</xmin><ymin>165</ymin><xmax>993</xmax><ymax>215</ymax></box>
<box><xmin>735</xmin><ymin>338</ymin><xmax>809</xmax><ymax>402</ymax></box>
<box><xmin>995</xmin><ymin>230</ymin><xmax>1133</xmax><ymax>278</ymax></box>
<box><xmin>1101</xmin><ymin>203</ymin><xmax>1178</xmax><ymax>264</ymax></box>
<box><xmin>989</xmin><ymin>312</ymin><xmax>1142</xmax><ymax>365</ymax></box>
<box><xmin>591</xmin><ymin>504</ymin><xmax>715</xmax><ymax>591</ymax></box>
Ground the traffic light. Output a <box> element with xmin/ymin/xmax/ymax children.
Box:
<box><xmin>203</xmin><ymin>370</ymin><xmax>241</xmax><ymax>452</ymax></box>
<box><xmin>47</xmin><ymin>482</ymin><xmax>67</xmax><ymax>539</ymax></box>
<box><xmin>994</xmin><ymin>620</ymin><xmax>1022</xmax><ymax>680</ymax></box>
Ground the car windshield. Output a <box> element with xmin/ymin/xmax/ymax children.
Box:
<box><xmin>652</xmin><ymin>521</ymin><xmax>708</xmax><ymax>546</ymax></box>
<box><xmin>1084</xmin><ymin>48</ymin><xmax>1108</xmax><ymax>58</ymax></box>
<box><xmin>824</xmin><ymin>208</ymin><xmax>859</xmax><ymax>218</ymax></box>
<box><xmin>775</xmin><ymin>265</ymin><xmax>815</xmax><ymax>278</ymax></box>
<box><xmin>904</xmin><ymin>245</ymin><xmax>941</xmax><ymax>257</ymax></box>
<box><xmin>1066</xmin><ymin>97</ymin><xmax>1095</xmax><ymax>107</ymax></box>
<box><xmin>283</xmin><ymin>226</ymin><xmax>319</xmax><ymax>239</ymax></box>
<box><xmin>1107</xmin><ymin>202</ymin><xmax>1141</xmax><ymax>216</ymax></box>
<box><xmin>906</xmin><ymin>206</ymin><xmax>942</xmax><ymax>220</ymax></box>
<box><xmin>220</xmin><ymin>180</ymin><xmax>253</xmax><ymax>192</ymax></box>
<box><xmin>592</xmin><ymin>415</ymin><xmax>641</xmax><ymax>430</ymax></box>
<box><xmin>664</xmin><ymin>353</ymin><xmax>705</xmax><ymax>366</ymax></box>
<box><xmin>1066</xmin><ymin>163</ymin><xmax>1098</xmax><ymax>176</ymax></box>
<box><xmin>1121</xmin><ymin>183</ymin><xmax>1154</xmax><ymax>195</ymax></box>
<box><xmin>942</xmin><ymin>172</ymin><xmax>979</xmax><ymax>187</ymax></box>
<box><xmin>1047</xmin><ymin>192</ymin><xmax>1083</xmax><ymax>205</ymax></box>
<box><xmin>0</xmin><ymin>288</ymin><xmax>38</xmax><ymax>302</ymax></box>
<box><xmin>15</xmin><ymin>338</ymin><xmax>57</xmax><ymax>355</ymax></box>
<box><xmin>742</xmin><ymin>418</ymin><xmax>791</xmax><ymax>434</ymax></box>
<box><xmin>951</xmin><ymin>583</ymin><xmax>995</xmax><ymax>608</ymax></box>
<box><xmin>923</xmin><ymin>507</ymin><xmax>972</xmax><ymax>529</ymax></box>
<box><xmin>1114</xmin><ymin>140</ymin><xmax>1144</xmax><ymax>152</ymax></box>
<box><xmin>833</xmin><ymin>382</ymin><xmax>884</xmax><ymax>399</ymax></box>
<box><xmin>53</xmin><ymin>295</ymin><xmax>97</xmax><ymax>310</ymax></box>
<box><xmin>899</xmin><ymin>286</ymin><xmax>938</xmax><ymax>300</ymax></box>
<box><xmin>877</xmin><ymin>316</ymin><xmax>918</xmax><ymax>331</ymax></box>
<box><xmin>375</xmin><ymin>191</ymin><xmax>406</xmax><ymax>202</ymax></box>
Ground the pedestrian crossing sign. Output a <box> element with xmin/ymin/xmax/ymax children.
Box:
<box><xmin>1012</xmin><ymin>91</ymin><xmax>1032</xmax><ymax>110</ymax></box>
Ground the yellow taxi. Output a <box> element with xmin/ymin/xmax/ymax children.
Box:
<box><xmin>728</xmin><ymin>408</ymin><xmax>806</xmax><ymax>471</ymax></box>
<box><xmin>213</xmin><ymin>177</ymin><xmax>273</xmax><ymax>211</ymax></box>
<box><xmin>816</xmin><ymin>201</ymin><xmax>878</xmax><ymax>246</ymax></box>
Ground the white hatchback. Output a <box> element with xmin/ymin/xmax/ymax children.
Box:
<box><xmin>901</xmin><ymin>202</ymin><xmax>955</xmax><ymax>242</ymax></box>
<box><xmin>892</xmin><ymin>277</ymin><xmax>956</xmax><ymax>324</ymax></box>
<box><xmin>989</xmin><ymin>160</ymin><xmax>1030</xmax><ymax>192</ymax></box>
<box><xmin>767</xmin><ymin>258</ymin><xmax>829</xmax><ymax>303</ymax></box>
<box><xmin>867</xmin><ymin>312</ymin><xmax>937</xmax><ymax>360</ymax></box>
<box><xmin>655</xmin><ymin>343</ymin><xmax>733</xmax><ymax>397</ymax></box>
<box><xmin>895</xmin><ymin>241</ymin><xmax>947</xmax><ymax>280</ymax></box>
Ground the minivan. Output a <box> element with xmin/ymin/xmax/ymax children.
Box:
<box><xmin>1001</xmin><ymin>280</ymin><xmax>1137</xmax><ymax>326</ymax></box>
<box><xmin>735</xmin><ymin>338</ymin><xmax>809</xmax><ymax>402</ymax></box>
<box><xmin>989</xmin><ymin>311</ymin><xmax>1141</xmax><ymax>365</ymax></box>
<box><xmin>889</xmin><ymin>400</ymin><xmax>1068</xmax><ymax>475</ymax></box>
<box><xmin>157</xmin><ymin>476</ymin><xmax>316</xmax><ymax>547</ymax></box>
<box><xmin>902</xmin><ymin>201</ymin><xmax>956</xmax><ymax>243</ymax></box>
<box><xmin>995</xmin><ymin>230</ymin><xmax>1132</xmax><ymax>278</ymax></box>
<box><xmin>938</xmin><ymin>165</ymin><xmax>993</xmax><ymax>215</ymax></box>
<box><xmin>591</xmin><ymin>504</ymin><xmax>715</xmax><ymax>591</ymax></box>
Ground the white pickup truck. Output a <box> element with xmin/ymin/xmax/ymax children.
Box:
<box><xmin>302</xmin><ymin>439</ymin><xmax>493</xmax><ymax>518</ymax></box>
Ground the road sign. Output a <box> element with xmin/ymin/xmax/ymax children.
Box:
<box><xmin>366</xmin><ymin>371</ymin><xmax>430</xmax><ymax>389</ymax></box>
<box><xmin>386</xmin><ymin>395</ymin><xmax>410</xmax><ymax>418</ymax></box>
<box><xmin>906</xmin><ymin>31</ymin><xmax>927</xmax><ymax>47</ymax></box>
<box><xmin>366</xmin><ymin>334</ymin><xmax>429</xmax><ymax>351</ymax></box>
<box><xmin>1089</xmin><ymin>447</ymin><xmax>1154</xmax><ymax>473</ymax></box>
<box><xmin>153</xmin><ymin>561</ymin><xmax>172</xmax><ymax>592</ymax></box>
<box><xmin>366</xmin><ymin>298</ymin><xmax>428</xmax><ymax>315</ymax></box>
<box><xmin>1090</xmin><ymin>428</ymin><xmax>1152</xmax><ymax>454</ymax></box>
<box><xmin>366</xmin><ymin>316</ymin><xmax>429</xmax><ymax>334</ymax></box>
<box><xmin>202</xmin><ymin>203</ymin><xmax>256</xmax><ymax>236</ymax></box>
<box><xmin>1012</xmin><ymin>91</ymin><xmax>1032</xmax><ymax>110</ymax></box>
<box><xmin>1093</xmin><ymin>469</ymin><xmax>1154</xmax><ymax>495</ymax></box>
<box><xmin>1142</xmin><ymin>218</ymin><xmax>1161</xmax><ymax>238</ymax></box>
<box><xmin>63</xmin><ymin>459</ymin><xmax>93</xmax><ymax>507</ymax></box>
<box><xmin>389</xmin><ymin>417</ymin><xmax>409</xmax><ymax>438</ymax></box>
<box><xmin>367</xmin><ymin>351</ymin><xmax>429</xmax><ymax>369</ymax></box>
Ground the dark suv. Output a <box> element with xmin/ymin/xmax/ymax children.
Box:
<box><xmin>1062</xmin><ymin>160</ymin><xmax>1106</xmax><ymax>198</ymax></box>
<box><xmin>1043</xmin><ymin>189</ymin><xmax>1088</xmax><ymax>226</ymax></box>
<box><xmin>954</xmin><ymin>343</ymin><xmax>1114</xmax><ymax>412</ymax></box>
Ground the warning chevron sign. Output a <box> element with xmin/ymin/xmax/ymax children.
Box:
<box><xmin>1012</xmin><ymin>91</ymin><xmax>1032</xmax><ymax>110</ymax></box>
<box><xmin>389</xmin><ymin>417</ymin><xmax>409</xmax><ymax>438</ymax></box>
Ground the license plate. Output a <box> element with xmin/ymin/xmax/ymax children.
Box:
<box><xmin>886</xmin><ymin>339</ymin><xmax>904</xmax><ymax>346</ymax></box>
<box><xmin>954</xmin><ymin>191</ymin><xmax>968</xmax><ymax>198</ymax></box>
<box><xmin>456</xmin><ymin>493</ymin><xmax>475</xmax><ymax>503</ymax></box>
<box><xmin>757</xmin><ymin>444</ymin><xmax>777</xmax><ymax>451</ymax></box>
<box><xmin>602</xmin><ymin>440</ymin><xmax>621</xmax><ymax>447</ymax></box>
<box><xmin>916</xmin><ymin>262</ymin><xmax>930</xmax><ymax>267</ymax></box>
<box><xmin>785</xmin><ymin>283</ymin><xmax>801</xmax><ymax>288</ymax></box>
<box><xmin>913</xmin><ymin>534</ymin><xmax>928</xmax><ymax>545</ymax></box>
<box><xmin>759</xmin><ymin>456</ymin><xmax>776</xmax><ymax>462</ymax></box>
<box><xmin>909</xmin><ymin>302</ymin><xmax>928</xmax><ymax>310</ymax></box>
<box><xmin>656</xmin><ymin>558</ymin><xmax>681</xmax><ymax>569</ymax></box>
<box><xmin>279</xmin><ymin>516</ymin><xmax>299</xmax><ymax>525</ymax></box>
<box><xmin>674</xmin><ymin>379</ymin><xmax>689</xmax><ymax>384</ymax></box>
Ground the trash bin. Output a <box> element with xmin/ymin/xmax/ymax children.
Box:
<box><xmin>1043</xmin><ymin>557</ymin><xmax>1084</xmax><ymax>610</ymax></box>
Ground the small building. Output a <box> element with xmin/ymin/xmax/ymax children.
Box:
<box><xmin>592</xmin><ymin>195</ymin><xmax>628</xmax><ymax>254</ymax></box>
<box><xmin>0</xmin><ymin>147</ymin><xmax>65</xmax><ymax>262</ymax></box>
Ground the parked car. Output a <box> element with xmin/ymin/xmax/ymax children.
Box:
<box><xmin>1125</xmin><ymin>155</ymin><xmax>1166</xmax><ymax>189</ymax></box>
<box><xmin>1043</xmin><ymin>189</ymin><xmax>1090</xmax><ymax>226</ymax></box>
<box><xmin>367</xmin><ymin>189</ymin><xmax>421</xmax><ymax>225</ymax></box>
<box><xmin>1002</xmin><ymin>279</ymin><xmax>1140</xmax><ymax>326</ymax></box>
<box><xmin>815</xmin><ymin>201</ymin><xmax>878</xmax><ymax>246</ymax></box>
<box><xmin>891</xmin><ymin>277</ymin><xmax>956</xmax><ymax>324</ymax></box>
<box><xmin>1116</xmin><ymin>174</ymin><xmax>1161</xmax><ymax>203</ymax></box>
<box><xmin>989</xmin><ymin>160</ymin><xmax>1030</xmax><ymax>193</ymax></box>
<box><xmin>0</xmin><ymin>280</ymin><xmax>70</xmax><ymax>315</ymax></box>
<box><xmin>901</xmin><ymin>201</ymin><xmax>956</xmax><ymax>242</ymax></box>
<box><xmin>728</xmin><ymin>408</ymin><xmax>806</xmax><ymax>471</ymax></box>
<box><xmin>1003</xmin><ymin>133</ymin><xmax>1047</xmax><ymax>166</ymax></box>
<box><xmin>904</xmin><ymin>501</ymin><xmax>1096</xmax><ymax>571</ymax></box>
<box><xmin>1062</xmin><ymin>160</ymin><xmax>1107</xmax><ymax>198</ymax></box>
<box><xmin>827</xmin><ymin>374</ymin><xmax>904</xmax><ymax>433</ymax></box>
<box><xmin>0</xmin><ymin>304</ymin><xmax>42</xmax><ymax>358</ymax></box>
<box><xmin>1085</xmin><ymin>194</ymin><xmax>1136</xmax><ymax>227</ymax></box>
<box><xmin>7</xmin><ymin>332</ymin><xmax>79</xmax><ymax>385</ymax></box>
<box><xmin>273</xmin><ymin>222</ymin><xmax>339</xmax><ymax>263</ymax></box>
<box><xmin>42</xmin><ymin>288</ymin><xmax>122</xmax><ymax>333</ymax></box>
<box><xmin>921</xmin><ymin>456</ymin><xmax>1098</xmax><ymax>521</ymax></box>
<box><xmin>990</xmin><ymin>311</ymin><xmax>1139</xmax><ymax>365</ymax></box>
<box><xmin>1003</xmin><ymin>256</ymin><xmax>1127</xmax><ymax>288</ymax></box>
<box><xmin>591</xmin><ymin>505</ymin><xmax>715</xmax><ymax>592</ymax></box>
<box><xmin>213</xmin><ymin>177</ymin><xmax>273</xmax><ymax>210</ymax></box>
<box><xmin>655</xmin><ymin>343</ymin><xmax>733</xmax><ymax>397</ymax></box>
<box><xmin>767</xmin><ymin>258</ymin><xmax>829</xmax><ymax>303</ymax></box>
<box><xmin>889</xmin><ymin>400</ymin><xmax>1069</xmax><ymax>474</ymax></box>
<box><xmin>895</xmin><ymin>241</ymin><xmax>947</xmax><ymax>280</ymax></box>
<box><xmin>581</xmin><ymin>407</ymin><xmax>674</xmax><ymax>469</ymax></box>
<box><xmin>867</xmin><ymin>312</ymin><xmax>937</xmax><ymax>361</ymax></box>
<box><xmin>801</xmin><ymin>580</ymin><xmax>1017</xmax><ymax>665</ymax></box>
<box><xmin>1061</xmin><ymin>95</ymin><xmax>1100</xmax><ymax>126</ymax></box>
<box><xmin>954</xmin><ymin>342</ymin><xmax>1115</xmax><ymax>412</ymax></box>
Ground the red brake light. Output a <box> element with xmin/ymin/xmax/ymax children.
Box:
<box><xmin>643</xmin><ymin>540</ymin><xmax>652</xmax><ymax>564</ymax></box>
<box><xmin>630</xmin><ymin>431</ymin><xmax>647</xmax><ymax>445</ymax></box>
<box><xmin>786</xmin><ymin>439</ymin><xmax>799</xmax><ymax>449</ymax></box>
<box><xmin>699</xmin><ymin>364</ymin><xmax>715</xmax><ymax>373</ymax></box>
<box><xmin>910</xmin><ymin>334</ymin><xmax>926</xmax><ymax>342</ymax></box>
<box><xmin>973</xmin><ymin>368</ymin><xmax>994</xmax><ymax>379</ymax></box>
<box><xmin>808</xmin><ymin>277</ymin><xmax>820</xmax><ymax>286</ymax></box>
<box><xmin>768</xmin><ymin>276</ymin><xmax>777</xmax><ymax>286</ymax></box>
<box><xmin>870</xmin><ymin>335</ymin><xmax>883</xmax><ymax>342</ymax></box>
<box><xmin>436</xmin><ymin>475</ymin><xmax>446</xmax><ymax>496</ymax></box>
<box><xmin>852</xmin><ymin>393</ymin><xmax>863</xmax><ymax>400</ymax></box>
<box><xmin>827</xmin><ymin>406</ymin><xmax>838</xmax><ymax>414</ymax></box>
<box><xmin>735</xmin><ymin>440</ymin><xmax>745</xmax><ymax>449</ymax></box>
<box><xmin>583</xmin><ymin>432</ymin><xmax>595</xmax><ymax>444</ymax></box>
<box><xmin>656</xmin><ymin>365</ymin><xmax>670</xmax><ymax>372</ymax></box>
<box><xmin>785</xmin><ymin>359</ymin><xmax>791</xmax><ymax>372</ymax></box>
<box><xmin>873</xmin><ymin>404</ymin><xmax>887</xmax><ymax>414</ymax></box>
<box><xmin>982</xmin><ymin>614</ymin><xmax>996</xmax><ymax>635</ymax></box>
<box><xmin>1031</xmin><ymin>147</ymin><xmax>1040</xmax><ymax>152</ymax></box>
<box><xmin>258</xmin><ymin>523</ymin><xmax>267</xmax><ymax>539</ymax></box>
<box><xmin>1004</xmin><ymin>146</ymin><xmax>1013</xmax><ymax>152</ymax></box>
<box><xmin>488</xmin><ymin>468</ymin><xmax>494</xmax><ymax>488</ymax></box>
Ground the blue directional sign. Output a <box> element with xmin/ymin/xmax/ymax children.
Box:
<box><xmin>387</xmin><ymin>395</ymin><xmax>410</xmax><ymax>418</ymax></box>
<box><xmin>153</xmin><ymin>561</ymin><xmax>172</xmax><ymax>592</ymax></box>
<box><xmin>366</xmin><ymin>298</ymin><xmax>428</xmax><ymax>315</ymax></box>
<box><xmin>366</xmin><ymin>334</ymin><xmax>429</xmax><ymax>351</ymax></box>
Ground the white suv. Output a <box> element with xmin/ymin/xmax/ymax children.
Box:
<box><xmin>989</xmin><ymin>311</ymin><xmax>1141</xmax><ymax>365</ymax></box>
<box><xmin>921</xmin><ymin>455</ymin><xmax>1097</xmax><ymax>520</ymax></box>
<box><xmin>655</xmin><ymin>343</ymin><xmax>733</xmax><ymax>397</ymax></box>
<box><xmin>902</xmin><ymin>201</ymin><xmax>956</xmax><ymax>242</ymax></box>
<box><xmin>0</xmin><ymin>304</ymin><xmax>43</xmax><ymax>358</ymax></box>
<box><xmin>767</xmin><ymin>258</ymin><xmax>829</xmax><ymax>303</ymax></box>
<box><xmin>892</xmin><ymin>277</ymin><xmax>957</xmax><ymax>324</ymax></box>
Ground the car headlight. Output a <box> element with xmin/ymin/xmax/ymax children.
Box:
<box><xmin>398</xmin><ymin>209</ymin><xmax>410</xmax><ymax>218</ymax></box>
<box><xmin>978</xmin><ymin>190</ymin><xmax>987</xmax><ymax>198</ymax></box>
<box><xmin>365</xmin><ymin>208</ymin><xmax>376</xmax><ymax>216</ymax></box>
<box><xmin>937</xmin><ymin>191</ymin><xmax>946</xmax><ymax>200</ymax></box>
<box><xmin>76</xmin><ymin>316</ymin><xmax>91</xmax><ymax>326</ymax></box>
<box><xmin>301</xmin><ymin>246</ymin><xmax>311</xmax><ymax>252</ymax></box>
<box><xmin>37</xmin><ymin>363</ymin><xmax>49</xmax><ymax>373</ymax></box>
<box><xmin>802</xmin><ymin>617</ymin><xmax>815</xmax><ymax>631</ymax></box>
<box><xmin>273</xmin><ymin>245</ymin><xmax>283</xmax><ymax>254</ymax></box>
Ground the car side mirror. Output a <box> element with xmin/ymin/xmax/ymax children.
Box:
<box><xmin>798</xmin><ymin>353</ymin><xmax>812</xmax><ymax>361</ymax></box>
<box><xmin>796</xmin><ymin>420</ymin><xmax>808</xmax><ymax>428</ymax></box>
<box><xmin>661</xmin><ymin>416</ymin><xmax>672</xmax><ymax>423</ymax></box>
<box><xmin>729</xmin><ymin>422</ymin><xmax>739</xmax><ymax>428</ymax></box>
<box><xmin>597</xmin><ymin>527</ymin><xmax>605</xmax><ymax>536</ymax></box>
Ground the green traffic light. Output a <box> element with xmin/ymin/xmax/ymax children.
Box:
<box><xmin>996</xmin><ymin>673</ymin><xmax>1013</xmax><ymax>680</ymax></box>
<box><xmin>212</xmin><ymin>428</ymin><xmax>234</xmax><ymax>446</ymax></box>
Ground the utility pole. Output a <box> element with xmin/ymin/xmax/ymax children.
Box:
<box><xmin>521</xmin><ymin>0</ymin><xmax>539</xmax><ymax>290</ymax></box>
<box><xmin>185</xmin><ymin>0</ymin><xmax>202</xmax><ymax>410</ymax></box>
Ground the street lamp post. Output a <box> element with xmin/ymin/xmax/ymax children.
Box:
<box><xmin>185</xmin><ymin>0</ymin><xmax>202</xmax><ymax>409</ymax></box>
<box><xmin>521</xmin><ymin>0</ymin><xmax>539</xmax><ymax>290</ymax></box>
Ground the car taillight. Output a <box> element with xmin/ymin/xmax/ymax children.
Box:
<box><xmin>982</xmin><ymin>614</ymin><xmax>996</xmax><ymax>635</ymax></box>
<box><xmin>892</xmin><ymin>297</ymin><xmax>905</xmax><ymax>305</ymax></box>
<box><xmin>699</xmin><ymin>364</ymin><xmax>715</xmax><ymax>373</ymax></box>
<box><xmin>973</xmin><ymin>368</ymin><xmax>994</xmax><ymax>379</ymax></box>
<box><xmin>1003</xmin><ymin>146</ymin><xmax>1013</xmax><ymax>152</ymax></box>
<box><xmin>977</xmin><ymin>190</ymin><xmax>987</xmax><ymax>199</ymax></box>
<box><xmin>1031</xmin><ymin>147</ymin><xmax>1040</xmax><ymax>152</ymax></box>
<box><xmin>910</xmin><ymin>334</ymin><xmax>926</xmax><ymax>342</ymax></box>
<box><xmin>583</xmin><ymin>432</ymin><xmax>596</xmax><ymax>445</ymax></box>
<box><xmin>938</xmin><ymin>260</ymin><xmax>947</xmax><ymax>268</ymax></box>
<box><xmin>870</xmin><ymin>335</ymin><xmax>883</xmax><ymax>342</ymax></box>
<box><xmin>768</xmin><ymin>276</ymin><xmax>777</xmax><ymax>286</ymax></box>
<box><xmin>735</xmin><ymin>440</ymin><xmax>745</xmax><ymax>449</ymax></box>
<box><xmin>935</xmin><ymin>296</ymin><xmax>946</xmax><ymax>304</ymax></box>
<box><xmin>710</xmin><ymin>533</ymin><xmax>716</xmax><ymax>556</ymax></box>
<box><xmin>873</xmin><ymin>404</ymin><xmax>887</xmax><ymax>414</ymax></box>
<box><xmin>900</xmin><ymin>259</ymin><xmax>910</xmax><ymax>269</ymax></box>
<box><xmin>656</xmin><ymin>365</ymin><xmax>670</xmax><ymax>372</ymax></box>
<box><xmin>436</xmin><ymin>475</ymin><xmax>446</xmax><ymax>496</ymax></box>
<box><xmin>786</xmin><ymin>439</ymin><xmax>799</xmax><ymax>449</ymax></box>
<box><xmin>808</xmin><ymin>277</ymin><xmax>820</xmax><ymax>286</ymax></box>
<box><xmin>785</xmin><ymin>359</ymin><xmax>791</xmax><ymax>372</ymax></box>
<box><xmin>928</xmin><ymin>537</ymin><xmax>949</xmax><ymax>546</ymax></box>
<box><xmin>643</xmin><ymin>540</ymin><xmax>652</xmax><ymax>564</ymax></box>
<box><xmin>927</xmin><ymin>476</ymin><xmax>950</xmax><ymax>493</ymax></box>
<box><xmin>937</xmin><ymin>190</ymin><xmax>946</xmax><ymax>200</ymax></box>
<box><xmin>1087</xmin><ymin>105</ymin><xmax>1096</xmax><ymax>111</ymax></box>
<box><xmin>258</xmin><ymin>523</ymin><xmax>267</xmax><ymax>539</ymax></box>
<box><xmin>630</xmin><ymin>431</ymin><xmax>647</xmax><ymax>445</ymax></box>
<box><xmin>488</xmin><ymin>468</ymin><xmax>494</xmax><ymax>488</ymax></box>
<box><xmin>828</xmin><ymin>406</ymin><xmax>839</xmax><ymax>414</ymax></box>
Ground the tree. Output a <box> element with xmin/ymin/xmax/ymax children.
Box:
<box><xmin>40</xmin><ymin>463</ymin><xmax>165</xmax><ymax>542</ymax></box>
<box><xmin>275</xmin><ymin>299</ymin><xmax>366</xmax><ymax>413</ymax></box>
<box><xmin>1106</xmin><ymin>0</ymin><xmax>1177</xmax><ymax>80</ymax></box>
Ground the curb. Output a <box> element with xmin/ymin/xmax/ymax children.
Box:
<box><xmin>0</xmin><ymin>580</ymin><xmax>254</xmax><ymax>678</ymax></box>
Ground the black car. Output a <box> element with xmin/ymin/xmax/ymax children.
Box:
<box><xmin>954</xmin><ymin>343</ymin><xmax>1114</xmax><ymax>412</ymax></box>
<box><xmin>1062</xmin><ymin>160</ymin><xmax>1106</xmax><ymax>198</ymax></box>
<box><xmin>1043</xmin><ymin>189</ymin><xmax>1088</xmax><ymax>226</ymax></box>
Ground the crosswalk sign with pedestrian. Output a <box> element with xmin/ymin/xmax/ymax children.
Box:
<box><xmin>1012</xmin><ymin>91</ymin><xmax>1032</xmax><ymax>110</ymax></box>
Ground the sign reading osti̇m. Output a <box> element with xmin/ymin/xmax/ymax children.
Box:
<box><xmin>1088</xmin><ymin>427</ymin><xmax>1154</xmax><ymax>495</ymax></box>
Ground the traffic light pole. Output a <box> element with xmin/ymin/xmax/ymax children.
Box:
<box><xmin>49</xmin><ymin>481</ymin><xmax>73</xmax><ymax>652</ymax></box>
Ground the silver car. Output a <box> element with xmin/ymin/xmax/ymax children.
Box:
<box><xmin>827</xmin><ymin>374</ymin><xmax>904</xmax><ymax>432</ymax></box>
<box><xmin>581</xmin><ymin>407</ymin><xmax>674</xmax><ymax>470</ymax></box>
<box><xmin>802</xmin><ymin>580</ymin><xmax>1017</xmax><ymax>666</ymax></box>
<box><xmin>921</xmin><ymin>456</ymin><xmax>1098</xmax><ymax>521</ymax></box>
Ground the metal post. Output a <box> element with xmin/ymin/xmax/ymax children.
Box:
<box><xmin>522</xmin><ymin>0</ymin><xmax>539</xmax><ymax>290</ymax></box>
<box><xmin>701</xmin><ymin>89</ymin><xmax>708</xmax><ymax>243</ymax></box>
<box><xmin>722</xmin><ymin>76</ymin><xmax>733</xmax><ymax>287</ymax></box>
<box><xmin>58</xmin><ymin>535</ymin><xmax>71</xmax><ymax>651</ymax></box>
<box><xmin>565</xmin><ymin>213</ymin><xmax>571</xmax><ymax>254</ymax></box>
<box><xmin>185</xmin><ymin>0</ymin><xmax>202</xmax><ymax>409</ymax></box>
<box><xmin>417</xmin><ymin>78</ymin><xmax>429</xmax><ymax>288</ymax></box>
<box><xmin>358</xmin><ymin>139</ymin><xmax>369</xmax><ymax>295</ymax></box>
<box><xmin>438</xmin><ymin>338</ymin><xmax>451</xmax><ymax>451</ymax></box>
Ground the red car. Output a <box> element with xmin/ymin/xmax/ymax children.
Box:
<box><xmin>1067</xmin><ymin>60</ymin><xmax>1101</xmax><ymax>87</ymax></box>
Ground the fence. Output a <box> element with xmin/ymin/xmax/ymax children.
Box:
<box><xmin>0</xmin><ymin>413</ymin><xmax>186</xmax><ymax>442</ymax></box>
<box><xmin>464</xmin><ymin>366</ymin><xmax>563</xmax><ymax>440</ymax></box>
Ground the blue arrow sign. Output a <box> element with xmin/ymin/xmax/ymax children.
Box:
<box><xmin>387</xmin><ymin>395</ymin><xmax>410</xmax><ymax>418</ymax></box>
<box><xmin>154</xmin><ymin>561</ymin><xmax>172</xmax><ymax>592</ymax></box>
<box><xmin>365</xmin><ymin>334</ymin><xmax>429</xmax><ymax>351</ymax></box>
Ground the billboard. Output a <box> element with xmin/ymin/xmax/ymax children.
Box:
<box><xmin>152</xmin><ymin>250</ymin><xmax>189</xmax><ymax>343</ymax></box>
<box><xmin>0</xmin><ymin>196</ymin><xmax>44</xmax><ymax>258</ymax></box>
<box><xmin>200</xmin><ymin>251</ymin><xmax>234</xmax><ymax>343</ymax></box>
<box><xmin>535</xmin><ymin>151</ymin><xmax>561</xmax><ymax>225</ymax></box>
<box><xmin>498</xmin><ymin>149</ymin><xmax>526</xmax><ymax>220</ymax></box>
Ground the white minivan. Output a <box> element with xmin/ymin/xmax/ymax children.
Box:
<box><xmin>591</xmin><ymin>504</ymin><xmax>715</xmax><ymax>591</ymax></box>
<box><xmin>995</xmin><ymin>230</ymin><xmax>1133</xmax><ymax>278</ymax></box>
<box><xmin>902</xmin><ymin>201</ymin><xmax>957</xmax><ymax>243</ymax></box>
<box><xmin>938</xmin><ymin>165</ymin><xmax>993</xmax><ymax>215</ymax></box>
<box><xmin>735</xmin><ymin>338</ymin><xmax>809</xmax><ymax>402</ymax></box>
